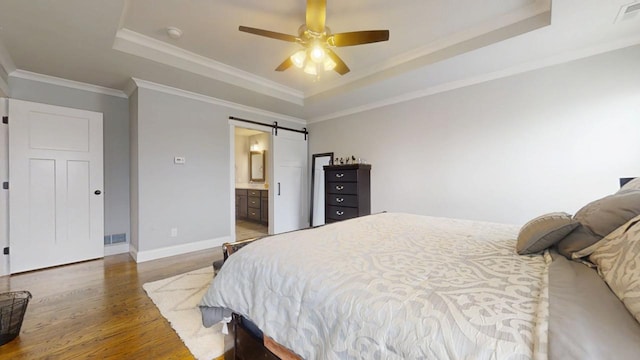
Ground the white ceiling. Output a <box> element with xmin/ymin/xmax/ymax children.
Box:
<box><xmin>0</xmin><ymin>0</ymin><xmax>639</xmax><ymax>122</ymax></box>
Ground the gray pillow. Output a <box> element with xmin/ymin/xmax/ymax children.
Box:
<box><xmin>517</xmin><ymin>212</ymin><xmax>578</xmax><ymax>255</ymax></box>
<box><xmin>556</xmin><ymin>190</ymin><xmax>640</xmax><ymax>258</ymax></box>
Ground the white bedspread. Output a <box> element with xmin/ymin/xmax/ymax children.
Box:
<box><xmin>201</xmin><ymin>213</ymin><xmax>550</xmax><ymax>359</ymax></box>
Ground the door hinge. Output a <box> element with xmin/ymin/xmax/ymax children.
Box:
<box><xmin>1</xmin><ymin>116</ymin><xmax>7</xmax><ymax>124</ymax></box>
<box><xmin>2</xmin><ymin>182</ymin><xmax>7</xmax><ymax>190</ymax></box>
<box><xmin>3</xmin><ymin>247</ymin><xmax>8</xmax><ymax>255</ymax></box>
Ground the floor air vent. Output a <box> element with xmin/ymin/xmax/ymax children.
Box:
<box><xmin>104</xmin><ymin>233</ymin><xmax>127</xmax><ymax>245</ymax></box>
<box><xmin>616</xmin><ymin>2</ymin><xmax>640</xmax><ymax>22</ymax></box>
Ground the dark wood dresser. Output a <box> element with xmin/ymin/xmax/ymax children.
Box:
<box><xmin>324</xmin><ymin>164</ymin><xmax>371</xmax><ymax>223</ymax></box>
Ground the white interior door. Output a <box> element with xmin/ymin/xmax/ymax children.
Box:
<box><xmin>9</xmin><ymin>99</ymin><xmax>103</xmax><ymax>273</ymax></box>
<box><xmin>271</xmin><ymin>129</ymin><xmax>308</xmax><ymax>234</ymax></box>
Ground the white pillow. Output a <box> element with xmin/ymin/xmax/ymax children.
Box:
<box><xmin>589</xmin><ymin>215</ymin><xmax>640</xmax><ymax>324</ymax></box>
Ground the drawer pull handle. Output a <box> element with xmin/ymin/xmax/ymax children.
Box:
<box><xmin>336</xmin><ymin>211</ymin><xmax>344</xmax><ymax>216</ymax></box>
<box><xmin>336</xmin><ymin>197</ymin><xmax>344</xmax><ymax>203</ymax></box>
<box><xmin>336</xmin><ymin>173</ymin><xmax>344</xmax><ymax>178</ymax></box>
<box><xmin>336</xmin><ymin>185</ymin><xmax>344</xmax><ymax>191</ymax></box>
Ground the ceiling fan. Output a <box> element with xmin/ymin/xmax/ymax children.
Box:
<box><xmin>238</xmin><ymin>0</ymin><xmax>389</xmax><ymax>76</ymax></box>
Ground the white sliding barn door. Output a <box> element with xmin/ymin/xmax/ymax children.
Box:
<box><xmin>9</xmin><ymin>99</ymin><xmax>103</xmax><ymax>273</ymax></box>
<box><xmin>272</xmin><ymin>129</ymin><xmax>308</xmax><ymax>234</ymax></box>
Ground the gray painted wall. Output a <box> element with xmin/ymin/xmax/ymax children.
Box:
<box><xmin>131</xmin><ymin>86</ymin><xmax>301</xmax><ymax>254</ymax></box>
<box><xmin>309</xmin><ymin>45</ymin><xmax>640</xmax><ymax>225</ymax></box>
<box><xmin>8</xmin><ymin>77</ymin><xmax>131</xmax><ymax>241</ymax></box>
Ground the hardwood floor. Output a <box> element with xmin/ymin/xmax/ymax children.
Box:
<box><xmin>0</xmin><ymin>248</ymin><xmax>224</xmax><ymax>359</ymax></box>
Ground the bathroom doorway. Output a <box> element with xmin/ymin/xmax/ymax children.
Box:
<box><xmin>234</xmin><ymin>127</ymin><xmax>269</xmax><ymax>240</ymax></box>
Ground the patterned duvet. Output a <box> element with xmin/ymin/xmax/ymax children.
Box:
<box><xmin>200</xmin><ymin>213</ymin><xmax>550</xmax><ymax>359</ymax></box>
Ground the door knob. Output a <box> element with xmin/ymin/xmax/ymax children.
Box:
<box><xmin>94</xmin><ymin>190</ymin><xmax>102</xmax><ymax>195</ymax></box>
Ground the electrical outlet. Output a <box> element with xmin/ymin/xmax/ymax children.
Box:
<box><xmin>170</xmin><ymin>228</ymin><xmax>178</xmax><ymax>237</ymax></box>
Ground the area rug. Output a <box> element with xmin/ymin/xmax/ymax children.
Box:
<box><xmin>143</xmin><ymin>267</ymin><xmax>225</xmax><ymax>360</ymax></box>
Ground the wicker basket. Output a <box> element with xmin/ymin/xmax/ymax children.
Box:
<box><xmin>0</xmin><ymin>291</ymin><xmax>32</xmax><ymax>346</ymax></box>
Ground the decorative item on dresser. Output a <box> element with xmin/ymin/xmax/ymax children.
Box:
<box><xmin>323</xmin><ymin>164</ymin><xmax>371</xmax><ymax>223</ymax></box>
<box><xmin>236</xmin><ymin>189</ymin><xmax>268</xmax><ymax>225</ymax></box>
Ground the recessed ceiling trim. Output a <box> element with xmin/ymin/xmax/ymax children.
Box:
<box><xmin>0</xmin><ymin>76</ymin><xmax>8</xmax><ymax>96</ymax></box>
<box><xmin>131</xmin><ymin>78</ymin><xmax>306</xmax><ymax>125</ymax></box>
<box><xmin>114</xmin><ymin>28</ymin><xmax>304</xmax><ymax>106</ymax></box>
<box><xmin>304</xmin><ymin>0</ymin><xmax>552</xmax><ymax>99</ymax></box>
<box><xmin>10</xmin><ymin>69</ymin><xmax>128</xmax><ymax>98</ymax></box>
<box><xmin>307</xmin><ymin>32</ymin><xmax>640</xmax><ymax>124</ymax></box>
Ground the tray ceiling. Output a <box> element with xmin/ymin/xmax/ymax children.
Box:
<box><xmin>0</xmin><ymin>0</ymin><xmax>639</xmax><ymax>121</ymax></box>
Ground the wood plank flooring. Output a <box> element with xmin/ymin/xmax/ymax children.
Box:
<box><xmin>0</xmin><ymin>248</ymin><xmax>224</xmax><ymax>359</ymax></box>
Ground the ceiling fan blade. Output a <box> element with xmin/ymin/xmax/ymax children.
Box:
<box><xmin>306</xmin><ymin>0</ymin><xmax>326</xmax><ymax>33</ymax></box>
<box><xmin>327</xmin><ymin>30</ymin><xmax>390</xmax><ymax>47</ymax></box>
<box><xmin>275</xmin><ymin>57</ymin><xmax>293</xmax><ymax>72</ymax></box>
<box><xmin>238</xmin><ymin>26</ymin><xmax>298</xmax><ymax>42</ymax></box>
<box><xmin>326</xmin><ymin>48</ymin><xmax>350</xmax><ymax>75</ymax></box>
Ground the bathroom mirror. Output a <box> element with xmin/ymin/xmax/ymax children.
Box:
<box><xmin>250</xmin><ymin>151</ymin><xmax>265</xmax><ymax>182</ymax></box>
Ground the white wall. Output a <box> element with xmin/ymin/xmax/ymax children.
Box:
<box><xmin>235</xmin><ymin>134</ymin><xmax>249</xmax><ymax>184</ymax></box>
<box><xmin>130</xmin><ymin>85</ymin><xmax>302</xmax><ymax>261</ymax></box>
<box><xmin>309</xmin><ymin>45</ymin><xmax>640</xmax><ymax>225</ymax></box>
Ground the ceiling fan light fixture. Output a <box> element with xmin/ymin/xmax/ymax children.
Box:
<box><xmin>323</xmin><ymin>56</ymin><xmax>336</xmax><ymax>71</ymax></box>
<box><xmin>303</xmin><ymin>61</ymin><xmax>318</xmax><ymax>75</ymax></box>
<box><xmin>309</xmin><ymin>43</ymin><xmax>326</xmax><ymax>63</ymax></box>
<box><xmin>290</xmin><ymin>50</ymin><xmax>306</xmax><ymax>68</ymax></box>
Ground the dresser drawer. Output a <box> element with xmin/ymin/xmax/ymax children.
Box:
<box><xmin>248</xmin><ymin>196</ymin><xmax>260</xmax><ymax>208</ymax></box>
<box><xmin>248</xmin><ymin>189</ymin><xmax>261</xmax><ymax>197</ymax></box>
<box><xmin>325</xmin><ymin>169</ymin><xmax>358</xmax><ymax>182</ymax></box>
<box><xmin>235</xmin><ymin>189</ymin><xmax>248</xmax><ymax>196</ymax></box>
<box><xmin>326</xmin><ymin>206</ymin><xmax>358</xmax><ymax>221</ymax></box>
<box><xmin>326</xmin><ymin>182</ymin><xmax>358</xmax><ymax>195</ymax></box>
<box><xmin>326</xmin><ymin>194</ymin><xmax>358</xmax><ymax>207</ymax></box>
<box><xmin>247</xmin><ymin>208</ymin><xmax>261</xmax><ymax>221</ymax></box>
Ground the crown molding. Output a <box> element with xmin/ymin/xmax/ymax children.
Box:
<box><xmin>303</xmin><ymin>0</ymin><xmax>552</xmax><ymax>99</ymax></box>
<box><xmin>131</xmin><ymin>78</ymin><xmax>306</xmax><ymax>125</ymax></box>
<box><xmin>0</xmin><ymin>38</ymin><xmax>16</xmax><ymax>76</ymax></box>
<box><xmin>0</xmin><ymin>75</ymin><xmax>8</xmax><ymax>97</ymax></box>
<box><xmin>123</xmin><ymin>78</ymin><xmax>138</xmax><ymax>97</ymax></box>
<box><xmin>113</xmin><ymin>28</ymin><xmax>304</xmax><ymax>106</ymax></box>
<box><xmin>10</xmin><ymin>70</ymin><xmax>127</xmax><ymax>98</ymax></box>
<box><xmin>308</xmin><ymin>34</ymin><xmax>640</xmax><ymax>124</ymax></box>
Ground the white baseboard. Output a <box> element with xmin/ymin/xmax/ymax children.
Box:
<box><xmin>130</xmin><ymin>236</ymin><xmax>230</xmax><ymax>263</ymax></box>
<box><xmin>104</xmin><ymin>242</ymin><xmax>130</xmax><ymax>256</ymax></box>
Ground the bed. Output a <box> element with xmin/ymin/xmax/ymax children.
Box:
<box><xmin>201</xmin><ymin>185</ymin><xmax>640</xmax><ymax>359</ymax></box>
